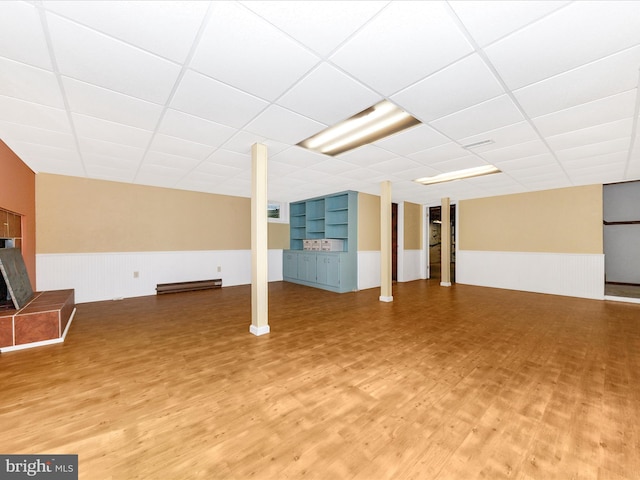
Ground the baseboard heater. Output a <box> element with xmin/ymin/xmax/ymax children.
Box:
<box><xmin>156</xmin><ymin>279</ymin><xmax>222</xmax><ymax>295</ymax></box>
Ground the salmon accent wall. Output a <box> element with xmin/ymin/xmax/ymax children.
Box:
<box><xmin>459</xmin><ymin>185</ymin><xmax>603</xmax><ymax>254</ymax></box>
<box><xmin>0</xmin><ymin>141</ymin><xmax>36</xmax><ymax>288</ymax></box>
<box><xmin>36</xmin><ymin>174</ymin><xmax>288</xmax><ymax>254</ymax></box>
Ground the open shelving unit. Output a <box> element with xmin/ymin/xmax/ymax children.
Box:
<box><xmin>283</xmin><ymin>191</ymin><xmax>357</xmax><ymax>293</ymax></box>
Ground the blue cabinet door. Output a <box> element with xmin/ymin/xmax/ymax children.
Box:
<box><xmin>297</xmin><ymin>252</ymin><xmax>317</xmax><ymax>282</ymax></box>
<box><xmin>283</xmin><ymin>251</ymin><xmax>298</xmax><ymax>279</ymax></box>
<box><xmin>316</xmin><ymin>253</ymin><xmax>340</xmax><ymax>288</ymax></box>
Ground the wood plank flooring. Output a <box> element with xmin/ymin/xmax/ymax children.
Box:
<box><xmin>1</xmin><ymin>280</ymin><xmax>639</xmax><ymax>479</ymax></box>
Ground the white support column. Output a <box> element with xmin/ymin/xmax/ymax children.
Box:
<box><xmin>380</xmin><ymin>181</ymin><xmax>393</xmax><ymax>302</ymax></box>
<box><xmin>441</xmin><ymin>197</ymin><xmax>451</xmax><ymax>287</ymax></box>
<box><xmin>250</xmin><ymin>143</ymin><xmax>270</xmax><ymax>336</ymax></box>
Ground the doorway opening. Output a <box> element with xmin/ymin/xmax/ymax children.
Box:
<box><xmin>428</xmin><ymin>205</ymin><xmax>456</xmax><ymax>282</ymax></box>
<box><xmin>603</xmin><ymin>181</ymin><xmax>640</xmax><ymax>300</ymax></box>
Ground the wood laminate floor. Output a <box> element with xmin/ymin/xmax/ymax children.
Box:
<box><xmin>1</xmin><ymin>280</ymin><xmax>639</xmax><ymax>480</ymax></box>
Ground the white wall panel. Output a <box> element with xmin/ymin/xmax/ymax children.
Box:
<box><xmin>36</xmin><ymin>250</ymin><xmax>284</xmax><ymax>303</ymax></box>
<box><xmin>457</xmin><ymin>250</ymin><xmax>604</xmax><ymax>299</ymax></box>
<box><xmin>402</xmin><ymin>249</ymin><xmax>424</xmax><ymax>282</ymax></box>
<box><xmin>358</xmin><ymin>251</ymin><xmax>380</xmax><ymax>290</ymax></box>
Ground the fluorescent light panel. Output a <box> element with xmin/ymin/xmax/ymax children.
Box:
<box><xmin>297</xmin><ymin>100</ymin><xmax>421</xmax><ymax>156</ymax></box>
<box><xmin>415</xmin><ymin>165</ymin><xmax>501</xmax><ymax>185</ymax></box>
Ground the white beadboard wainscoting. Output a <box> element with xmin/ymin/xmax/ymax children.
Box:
<box><xmin>36</xmin><ymin>250</ymin><xmax>284</xmax><ymax>303</ymax></box>
<box><xmin>402</xmin><ymin>249</ymin><xmax>425</xmax><ymax>283</ymax></box>
<box><xmin>456</xmin><ymin>250</ymin><xmax>605</xmax><ymax>300</ymax></box>
<box><xmin>358</xmin><ymin>251</ymin><xmax>380</xmax><ymax>290</ymax></box>
<box><xmin>357</xmin><ymin>249</ymin><xmax>426</xmax><ymax>292</ymax></box>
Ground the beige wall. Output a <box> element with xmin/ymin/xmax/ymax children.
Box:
<box><xmin>404</xmin><ymin>201</ymin><xmax>422</xmax><ymax>250</ymax></box>
<box><xmin>358</xmin><ymin>192</ymin><xmax>380</xmax><ymax>251</ymax></box>
<box><xmin>36</xmin><ymin>174</ymin><xmax>289</xmax><ymax>253</ymax></box>
<box><xmin>459</xmin><ymin>185</ymin><xmax>603</xmax><ymax>254</ymax></box>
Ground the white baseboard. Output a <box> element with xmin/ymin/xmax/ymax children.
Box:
<box><xmin>379</xmin><ymin>295</ymin><xmax>393</xmax><ymax>302</ymax></box>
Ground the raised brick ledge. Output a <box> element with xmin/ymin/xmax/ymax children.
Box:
<box><xmin>0</xmin><ymin>289</ymin><xmax>75</xmax><ymax>352</ymax></box>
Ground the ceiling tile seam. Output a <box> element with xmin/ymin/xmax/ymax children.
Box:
<box><xmin>35</xmin><ymin>1</ymin><xmax>88</xmax><ymax>176</ymax></box>
<box><xmin>38</xmin><ymin>3</ymin><xmax>191</xmax><ymax>67</ymax></box>
<box><xmin>512</xmin><ymin>42</ymin><xmax>640</xmax><ymax>93</ymax></box>
<box><xmin>132</xmin><ymin>1</ymin><xmax>220</xmax><ymax>187</ymax></box>
<box><xmin>443</xmin><ymin>1</ymin><xmax>572</xmax><ymax>188</ymax></box>
<box><xmin>452</xmin><ymin>0</ymin><xmax>572</xmax><ymax>51</ymax></box>
<box><xmin>239</xmin><ymin>0</ymin><xmax>394</xmax><ymax>62</ymax></box>
<box><xmin>622</xmin><ymin>69</ymin><xmax>640</xmax><ymax>179</ymax></box>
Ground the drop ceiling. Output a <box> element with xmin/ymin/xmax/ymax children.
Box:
<box><xmin>1</xmin><ymin>0</ymin><xmax>639</xmax><ymax>205</ymax></box>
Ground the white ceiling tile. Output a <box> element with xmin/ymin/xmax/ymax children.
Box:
<box><xmin>0</xmin><ymin>2</ymin><xmax>52</xmax><ymax>69</ymax></box>
<box><xmin>158</xmin><ymin>109</ymin><xmax>236</xmax><ymax>148</ymax></box>
<box><xmin>204</xmin><ymin>149</ymin><xmax>251</xmax><ymax>170</ymax></box>
<box><xmin>408</xmin><ymin>142</ymin><xmax>471</xmax><ymax>165</ymax></box>
<box><xmin>477</xmin><ymin>140</ymin><xmax>550</xmax><ymax>164</ymax></box>
<box><xmin>47</xmin><ymin>13</ymin><xmax>181</xmax><ymax>104</ymax></box>
<box><xmin>193</xmin><ymin>162</ymin><xmax>244</xmax><ymax>178</ymax></box>
<box><xmin>84</xmin><ymin>162</ymin><xmax>136</xmax><ymax>183</ymax></box>
<box><xmin>142</xmin><ymin>150</ymin><xmax>200</xmax><ymax>171</ymax></box>
<box><xmin>63</xmin><ymin>77</ymin><xmax>164</xmax><ymax>130</ymax></box>
<box><xmin>532</xmin><ymin>90</ymin><xmax>637</xmax><ymax>137</ymax></box>
<box><xmin>241</xmin><ymin>1</ymin><xmax>386</xmax><ymax>57</ymax></box>
<box><xmin>514</xmin><ymin>45</ymin><xmax>640</xmax><ymax>118</ymax></box>
<box><xmin>494</xmin><ymin>153</ymin><xmax>558</xmax><ymax>171</ymax></box>
<box><xmin>373</xmin><ymin>124</ymin><xmax>450</xmax><ymax>156</ymax></box>
<box><xmin>308</xmin><ymin>159</ymin><xmax>359</xmax><ymax>175</ymax></box>
<box><xmin>458</xmin><ymin>121</ymin><xmax>540</xmax><ymax>153</ymax></box>
<box><xmin>43</xmin><ymin>1</ymin><xmax>209</xmax><ymax>63</ymax></box>
<box><xmin>449</xmin><ymin>0</ymin><xmax>570</xmax><ymax>47</ymax></box>
<box><xmin>148</xmin><ymin>134</ymin><xmax>213</xmax><ymax>161</ymax></box>
<box><xmin>72</xmin><ymin>113</ymin><xmax>154</xmax><ymax>148</ymax></box>
<box><xmin>191</xmin><ymin>1</ymin><xmax>319</xmax><ymax>101</ymax></box>
<box><xmin>391</xmin><ymin>165</ymin><xmax>441</xmax><ymax>182</ymax></box>
<box><xmin>556</xmin><ymin>138</ymin><xmax>630</xmax><ymax>163</ymax></box>
<box><xmin>547</xmin><ymin>118</ymin><xmax>633</xmax><ymax>152</ymax></box>
<box><xmin>367</xmin><ymin>157</ymin><xmax>424</xmax><ymax>176</ymax></box>
<box><xmin>6</xmin><ymin>140</ymin><xmax>83</xmax><ymax>171</ymax></box>
<box><xmin>0</xmin><ymin>120</ymin><xmax>75</xmax><ymax>150</ymax></box>
<box><xmin>330</xmin><ymin>2</ymin><xmax>473</xmax><ymax>95</ymax></box>
<box><xmin>0</xmin><ymin>57</ymin><xmax>64</xmax><ymax>108</ymax></box>
<box><xmin>485</xmin><ymin>1</ymin><xmax>640</xmax><ymax>89</ymax></box>
<box><xmin>271</xmin><ymin>146</ymin><xmax>327</xmax><ymax>168</ymax></box>
<box><xmin>244</xmin><ymin>105</ymin><xmax>326</xmax><ymax>144</ymax></box>
<box><xmin>430</xmin><ymin>155</ymin><xmax>488</xmax><ymax>173</ymax></box>
<box><xmin>429</xmin><ymin>95</ymin><xmax>524</xmax><ymax>140</ymax></box>
<box><xmin>338</xmin><ymin>145</ymin><xmax>397</xmax><ymax>166</ymax></box>
<box><xmin>134</xmin><ymin>165</ymin><xmax>183</xmax><ymax>188</ymax></box>
<box><xmin>564</xmin><ymin>151</ymin><xmax>628</xmax><ymax>171</ymax></box>
<box><xmin>78</xmin><ymin>137</ymin><xmax>144</xmax><ymax>163</ymax></box>
<box><xmin>171</xmin><ymin>70</ymin><xmax>268</xmax><ymax>129</ymax></box>
<box><xmin>0</xmin><ymin>94</ymin><xmax>70</xmax><ymax>133</ymax></box>
<box><xmin>268</xmin><ymin>160</ymin><xmax>301</xmax><ymax>179</ymax></box>
<box><xmin>276</xmin><ymin>63</ymin><xmax>380</xmax><ymax>125</ymax></box>
<box><xmin>392</xmin><ymin>54</ymin><xmax>504</xmax><ymax>122</ymax></box>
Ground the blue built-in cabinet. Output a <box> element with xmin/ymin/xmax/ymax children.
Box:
<box><xmin>283</xmin><ymin>191</ymin><xmax>357</xmax><ymax>293</ymax></box>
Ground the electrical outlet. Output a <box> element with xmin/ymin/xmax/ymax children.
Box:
<box><xmin>133</xmin><ymin>271</ymin><xmax>139</xmax><ymax>278</ymax></box>
<box><xmin>217</xmin><ymin>266</ymin><xmax>221</xmax><ymax>272</ymax></box>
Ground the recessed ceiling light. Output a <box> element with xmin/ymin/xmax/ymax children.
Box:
<box><xmin>414</xmin><ymin>165</ymin><xmax>501</xmax><ymax>185</ymax></box>
<box><xmin>297</xmin><ymin>100</ymin><xmax>421</xmax><ymax>156</ymax></box>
